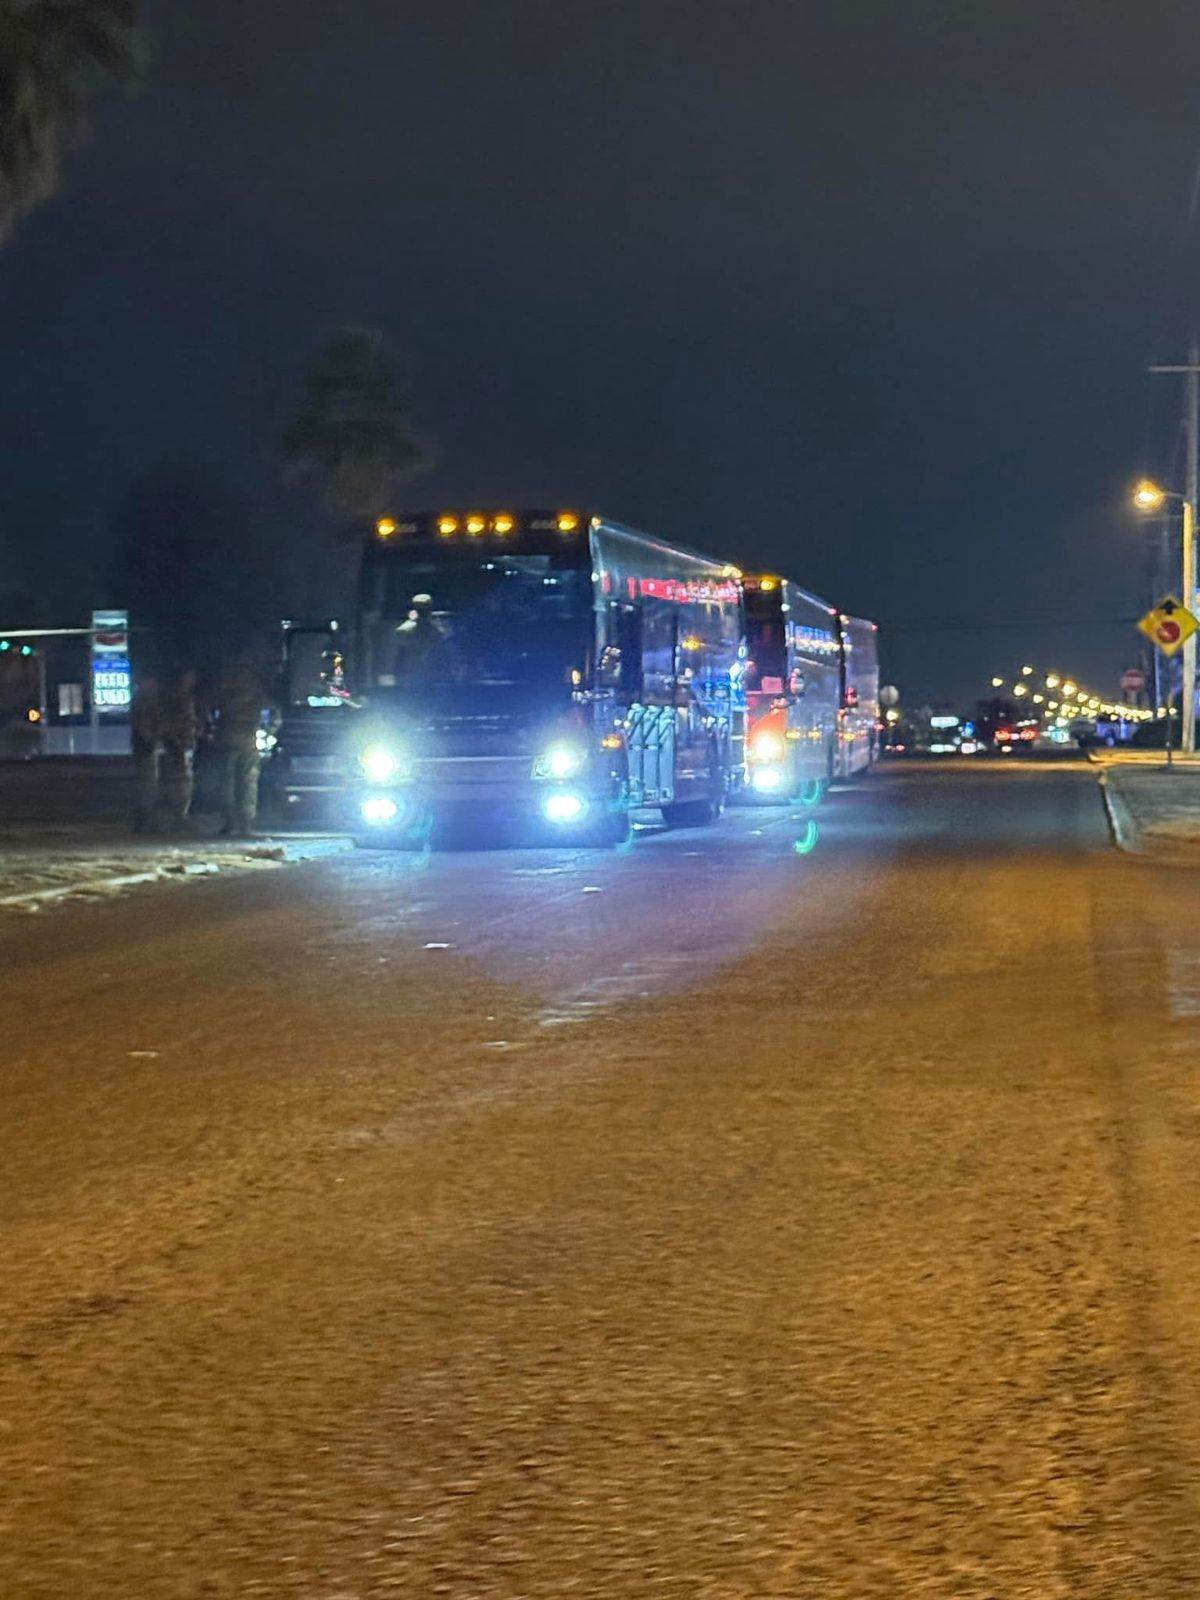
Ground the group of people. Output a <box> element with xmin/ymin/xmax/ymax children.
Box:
<box><xmin>132</xmin><ymin>663</ymin><xmax>266</xmax><ymax>837</ymax></box>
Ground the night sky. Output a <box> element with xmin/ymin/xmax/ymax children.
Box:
<box><xmin>3</xmin><ymin>0</ymin><xmax>1200</xmax><ymax>702</ymax></box>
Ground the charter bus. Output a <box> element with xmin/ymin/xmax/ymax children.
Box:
<box><xmin>271</xmin><ymin>509</ymin><xmax>746</xmax><ymax>845</ymax></box>
<box><xmin>836</xmin><ymin>612</ymin><xmax>881</xmax><ymax>776</ymax></box>
<box><xmin>740</xmin><ymin>573</ymin><xmax>843</xmax><ymax>798</ymax></box>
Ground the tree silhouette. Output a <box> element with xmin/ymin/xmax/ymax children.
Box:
<box><xmin>109</xmin><ymin>460</ymin><xmax>272</xmax><ymax>676</ymax></box>
<box><xmin>0</xmin><ymin>1</ymin><xmax>144</xmax><ymax>242</ymax></box>
<box><xmin>278</xmin><ymin>328</ymin><xmax>431</xmax><ymax>533</ymax></box>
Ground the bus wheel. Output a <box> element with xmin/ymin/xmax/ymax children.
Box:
<box><xmin>588</xmin><ymin>808</ymin><xmax>632</xmax><ymax>847</ymax></box>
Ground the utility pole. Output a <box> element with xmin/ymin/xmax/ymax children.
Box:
<box><xmin>1149</xmin><ymin>346</ymin><xmax>1200</xmax><ymax>754</ymax></box>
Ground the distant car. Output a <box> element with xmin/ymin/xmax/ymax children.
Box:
<box><xmin>1129</xmin><ymin>719</ymin><xmax>1172</xmax><ymax>749</ymax></box>
<box><xmin>992</xmin><ymin>724</ymin><xmax>1038</xmax><ymax>754</ymax></box>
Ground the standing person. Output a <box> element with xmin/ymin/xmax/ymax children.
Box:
<box><xmin>130</xmin><ymin>673</ymin><xmax>164</xmax><ymax>833</ymax></box>
<box><xmin>160</xmin><ymin>668</ymin><xmax>199</xmax><ymax>832</ymax></box>
<box><xmin>212</xmin><ymin>663</ymin><xmax>265</xmax><ymax>837</ymax></box>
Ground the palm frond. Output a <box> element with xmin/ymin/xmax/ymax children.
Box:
<box><xmin>278</xmin><ymin>329</ymin><xmax>432</xmax><ymax>524</ymax></box>
<box><xmin>0</xmin><ymin>0</ymin><xmax>144</xmax><ymax>241</ymax></box>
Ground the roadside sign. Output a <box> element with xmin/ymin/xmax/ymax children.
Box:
<box><xmin>58</xmin><ymin>683</ymin><xmax>84</xmax><ymax>717</ymax></box>
<box><xmin>1137</xmin><ymin>596</ymin><xmax>1198</xmax><ymax>657</ymax></box>
<box><xmin>91</xmin><ymin>608</ymin><xmax>132</xmax><ymax>714</ymax></box>
<box><xmin>879</xmin><ymin>684</ymin><xmax>900</xmax><ymax>708</ymax></box>
<box><xmin>1121</xmin><ymin>667</ymin><xmax>1146</xmax><ymax>693</ymax></box>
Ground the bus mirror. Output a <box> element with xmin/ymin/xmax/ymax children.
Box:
<box><xmin>597</xmin><ymin>646</ymin><xmax>622</xmax><ymax>690</ymax></box>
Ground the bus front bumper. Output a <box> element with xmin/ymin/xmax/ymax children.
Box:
<box><xmin>351</xmin><ymin>774</ymin><xmax>606</xmax><ymax>839</ymax></box>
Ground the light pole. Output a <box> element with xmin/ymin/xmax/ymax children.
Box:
<box><xmin>1134</xmin><ymin>479</ymin><xmax>1196</xmax><ymax>754</ymax></box>
<box><xmin>1146</xmin><ymin>346</ymin><xmax>1200</xmax><ymax>753</ymax></box>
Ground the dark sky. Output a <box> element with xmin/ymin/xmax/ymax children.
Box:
<box><xmin>3</xmin><ymin>0</ymin><xmax>1200</xmax><ymax>701</ymax></box>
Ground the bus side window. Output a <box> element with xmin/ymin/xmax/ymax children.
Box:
<box><xmin>599</xmin><ymin>602</ymin><xmax>643</xmax><ymax>701</ymax></box>
<box><xmin>640</xmin><ymin>597</ymin><xmax>677</xmax><ymax>704</ymax></box>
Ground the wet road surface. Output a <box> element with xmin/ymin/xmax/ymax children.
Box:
<box><xmin>5</xmin><ymin>759</ymin><xmax>1200</xmax><ymax>1596</ymax></box>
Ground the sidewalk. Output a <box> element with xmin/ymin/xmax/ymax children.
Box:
<box><xmin>1099</xmin><ymin>761</ymin><xmax>1200</xmax><ymax>858</ymax></box>
<box><xmin>0</xmin><ymin>759</ymin><xmax>351</xmax><ymax>910</ymax></box>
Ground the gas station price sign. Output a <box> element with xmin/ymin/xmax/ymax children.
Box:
<box><xmin>91</xmin><ymin>609</ymin><xmax>132</xmax><ymax>713</ymax></box>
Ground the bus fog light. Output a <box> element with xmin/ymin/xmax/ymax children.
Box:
<box><xmin>751</xmin><ymin>765</ymin><xmax>785</xmax><ymax>794</ymax></box>
<box><xmin>361</xmin><ymin>795</ymin><xmax>399</xmax><ymax>825</ymax></box>
<box><xmin>544</xmin><ymin>792</ymin><xmax>586</xmax><ymax>824</ymax></box>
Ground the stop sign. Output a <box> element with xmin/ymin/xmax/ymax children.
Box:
<box><xmin>1121</xmin><ymin>667</ymin><xmax>1146</xmax><ymax>692</ymax></box>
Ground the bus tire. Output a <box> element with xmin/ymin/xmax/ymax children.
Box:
<box><xmin>588</xmin><ymin>807</ymin><xmax>633</xmax><ymax>847</ymax></box>
<box><xmin>661</xmin><ymin>795</ymin><xmax>721</xmax><ymax>828</ymax></box>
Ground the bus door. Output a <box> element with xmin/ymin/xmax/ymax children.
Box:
<box><xmin>603</xmin><ymin>598</ymin><xmax>675</xmax><ymax>805</ymax></box>
<box><xmin>647</xmin><ymin>595</ymin><xmax>721</xmax><ymax>806</ymax></box>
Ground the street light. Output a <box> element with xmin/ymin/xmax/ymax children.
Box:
<box><xmin>1132</xmin><ymin>477</ymin><xmax>1196</xmax><ymax>754</ymax></box>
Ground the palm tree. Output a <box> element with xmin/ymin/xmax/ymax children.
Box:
<box><xmin>278</xmin><ymin>328</ymin><xmax>431</xmax><ymax>532</ymax></box>
<box><xmin>0</xmin><ymin>1</ymin><xmax>143</xmax><ymax>243</ymax></box>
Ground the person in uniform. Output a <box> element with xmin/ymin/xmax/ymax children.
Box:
<box><xmin>160</xmin><ymin>668</ymin><xmax>199</xmax><ymax>831</ymax></box>
<box><xmin>212</xmin><ymin>663</ymin><xmax>265</xmax><ymax>836</ymax></box>
<box><xmin>130</xmin><ymin>674</ymin><xmax>164</xmax><ymax>833</ymax></box>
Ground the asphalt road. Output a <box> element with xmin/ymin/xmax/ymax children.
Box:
<box><xmin>5</xmin><ymin>758</ymin><xmax>1200</xmax><ymax>1597</ymax></box>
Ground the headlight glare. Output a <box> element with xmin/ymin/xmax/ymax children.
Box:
<box><xmin>751</xmin><ymin>766</ymin><xmax>785</xmax><ymax>793</ymax></box>
<box><xmin>533</xmin><ymin>744</ymin><xmax>586</xmax><ymax>780</ymax></box>
<box><xmin>361</xmin><ymin>742</ymin><xmax>405</xmax><ymax>784</ymax></box>
<box><xmin>361</xmin><ymin>795</ymin><xmax>399</xmax><ymax>825</ymax></box>
<box><xmin>750</xmin><ymin>731</ymin><xmax>786</xmax><ymax>763</ymax></box>
<box><xmin>544</xmin><ymin>792</ymin><xmax>586</xmax><ymax>824</ymax></box>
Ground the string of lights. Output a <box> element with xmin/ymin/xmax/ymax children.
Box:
<box><xmin>985</xmin><ymin>665</ymin><xmax>1156</xmax><ymax>726</ymax></box>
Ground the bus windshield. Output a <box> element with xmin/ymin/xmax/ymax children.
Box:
<box><xmin>367</xmin><ymin>555</ymin><xmax>591</xmax><ymax>710</ymax></box>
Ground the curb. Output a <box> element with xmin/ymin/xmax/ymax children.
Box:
<box><xmin>0</xmin><ymin>869</ymin><xmax>166</xmax><ymax>909</ymax></box>
<box><xmin>1096</xmin><ymin>772</ymin><xmax>1200</xmax><ymax>866</ymax></box>
<box><xmin>0</xmin><ymin>834</ymin><xmax>354</xmax><ymax>911</ymax></box>
<box><xmin>272</xmin><ymin>836</ymin><xmax>355</xmax><ymax>862</ymax></box>
<box><xmin>1097</xmin><ymin>770</ymin><xmax>1143</xmax><ymax>855</ymax></box>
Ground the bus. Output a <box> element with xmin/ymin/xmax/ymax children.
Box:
<box><xmin>287</xmin><ymin>508</ymin><xmax>745</xmax><ymax>845</ymax></box>
<box><xmin>740</xmin><ymin>573</ymin><xmax>842</xmax><ymax>798</ymax></box>
<box><xmin>836</xmin><ymin>613</ymin><xmax>880</xmax><ymax>777</ymax></box>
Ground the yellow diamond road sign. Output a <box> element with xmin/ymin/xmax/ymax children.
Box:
<box><xmin>1138</xmin><ymin>596</ymin><xmax>1198</xmax><ymax>657</ymax></box>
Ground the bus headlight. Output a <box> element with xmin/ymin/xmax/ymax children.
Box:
<box><xmin>360</xmin><ymin>742</ymin><xmax>408</xmax><ymax>784</ymax></box>
<box><xmin>532</xmin><ymin>744</ymin><xmax>586</xmax><ymax>780</ymax></box>
<box><xmin>255</xmin><ymin>728</ymin><xmax>277</xmax><ymax>755</ymax></box>
<box><xmin>749</xmin><ymin>731</ymin><xmax>786</xmax><ymax>763</ymax></box>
